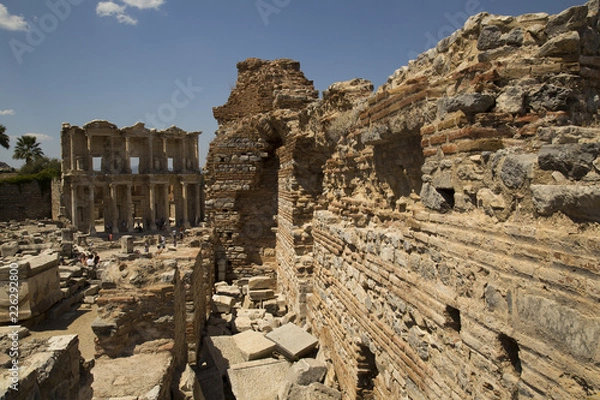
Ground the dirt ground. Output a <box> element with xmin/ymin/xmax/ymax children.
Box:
<box><xmin>27</xmin><ymin>304</ymin><xmax>98</xmax><ymax>361</ymax></box>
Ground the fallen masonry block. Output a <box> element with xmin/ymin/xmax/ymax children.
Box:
<box><xmin>227</xmin><ymin>358</ymin><xmax>291</xmax><ymax>400</ymax></box>
<box><xmin>236</xmin><ymin>308</ymin><xmax>267</xmax><ymax>320</ymax></box>
<box><xmin>203</xmin><ymin>336</ymin><xmax>247</xmax><ymax>375</ymax></box>
<box><xmin>212</xmin><ymin>294</ymin><xmax>236</xmax><ymax>313</ymax></box>
<box><xmin>279</xmin><ymin>382</ymin><xmax>342</xmax><ymax>400</ymax></box>
<box><xmin>286</xmin><ymin>358</ymin><xmax>328</xmax><ymax>386</ymax></box>
<box><xmin>232</xmin><ymin>316</ymin><xmax>254</xmax><ymax>333</ymax></box>
<box><xmin>215</xmin><ymin>284</ymin><xmax>242</xmax><ymax>298</ymax></box>
<box><xmin>233</xmin><ymin>330</ymin><xmax>277</xmax><ymax>361</ymax></box>
<box><xmin>247</xmin><ymin>276</ymin><xmax>275</xmax><ymax>290</ymax></box>
<box><xmin>266</xmin><ymin>323</ymin><xmax>318</xmax><ymax>361</ymax></box>
<box><xmin>248</xmin><ymin>289</ymin><xmax>275</xmax><ymax>301</ymax></box>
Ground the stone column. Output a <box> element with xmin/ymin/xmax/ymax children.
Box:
<box><xmin>87</xmin><ymin>134</ymin><xmax>92</xmax><ymax>172</ymax></box>
<box><xmin>126</xmin><ymin>184</ymin><xmax>134</xmax><ymax>232</ymax></box>
<box><xmin>70</xmin><ymin>131</ymin><xmax>76</xmax><ymax>171</ymax></box>
<box><xmin>148</xmin><ymin>137</ymin><xmax>154</xmax><ymax>173</ymax></box>
<box><xmin>89</xmin><ymin>185</ymin><xmax>96</xmax><ymax>235</ymax></box>
<box><xmin>181</xmin><ymin>182</ymin><xmax>190</xmax><ymax>228</ymax></box>
<box><xmin>125</xmin><ymin>137</ymin><xmax>131</xmax><ymax>173</ymax></box>
<box><xmin>110</xmin><ymin>184</ymin><xmax>118</xmax><ymax>234</ymax></box>
<box><xmin>149</xmin><ymin>184</ymin><xmax>157</xmax><ymax>230</ymax></box>
<box><xmin>195</xmin><ymin>184</ymin><xmax>201</xmax><ymax>225</ymax></box>
<box><xmin>162</xmin><ymin>138</ymin><xmax>168</xmax><ymax>172</ymax></box>
<box><xmin>164</xmin><ymin>184</ymin><xmax>170</xmax><ymax>228</ymax></box>
<box><xmin>194</xmin><ymin>136</ymin><xmax>199</xmax><ymax>172</ymax></box>
<box><xmin>110</xmin><ymin>137</ymin><xmax>115</xmax><ymax>173</ymax></box>
<box><xmin>180</xmin><ymin>139</ymin><xmax>186</xmax><ymax>172</ymax></box>
<box><xmin>71</xmin><ymin>184</ymin><xmax>78</xmax><ymax>229</ymax></box>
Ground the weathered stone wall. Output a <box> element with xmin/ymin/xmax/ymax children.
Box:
<box><xmin>0</xmin><ymin>335</ymin><xmax>84</xmax><ymax>400</ymax></box>
<box><xmin>206</xmin><ymin>58</ymin><xmax>319</xmax><ymax>281</ymax></box>
<box><xmin>93</xmin><ymin>259</ymin><xmax>188</xmax><ymax>373</ymax></box>
<box><xmin>307</xmin><ymin>3</ymin><xmax>600</xmax><ymax>399</ymax></box>
<box><xmin>0</xmin><ymin>254</ymin><xmax>62</xmax><ymax>323</ymax></box>
<box><xmin>0</xmin><ymin>179</ymin><xmax>54</xmax><ymax>222</ymax></box>
<box><xmin>205</xmin><ymin>2</ymin><xmax>600</xmax><ymax>398</ymax></box>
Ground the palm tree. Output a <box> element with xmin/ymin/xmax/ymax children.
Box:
<box><xmin>0</xmin><ymin>125</ymin><xmax>9</xmax><ymax>149</ymax></box>
<box><xmin>13</xmin><ymin>135</ymin><xmax>44</xmax><ymax>165</ymax></box>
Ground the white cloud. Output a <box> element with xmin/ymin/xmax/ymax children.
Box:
<box><xmin>96</xmin><ymin>0</ymin><xmax>163</xmax><ymax>25</ymax></box>
<box><xmin>96</xmin><ymin>1</ymin><xmax>126</xmax><ymax>16</ymax></box>
<box><xmin>23</xmin><ymin>133</ymin><xmax>53</xmax><ymax>142</ymax></box>
<box><xmin>0</xmin><ymin>109</ymin><xmax>15</xmax><ymax>116</ymax></box>
<box><xmin>116</xmin><ymin>13</ymin><xmax>138</xmax><ymax>25</ymax></box>
<box><xmin>122</xmin><ymin>0</ymin><xmax>165</xmax><ymax>10</ymax></box>
<box><xmin>0</xmin><ymin>4</ymin><xmax>28</xmax><ymax>31</ymax></box>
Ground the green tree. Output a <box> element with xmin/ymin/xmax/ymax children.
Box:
<box><xmin>13</xmin><ymin>135</ymin><xmax>44</xmax><ymax>165</ymax></box>
<box><xmin>19</xmin><ymin>156</ymin><xmax>61</xmax><ymax>176</ymax></box>
<box><xmin>0</xmin><ymin>125</ymin><xmax>9</xmax><ymax>149</ymax></box>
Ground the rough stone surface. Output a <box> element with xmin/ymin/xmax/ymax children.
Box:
<box><xmin>266</xmin><ymin>323</ymin><xmax>318</xmax><ymax>361</ymax></box>
<box><xmin>227</xmin><ymin>359</ymin><xmax>291</xmax><ymax>400</ymax></box>
<box><xmin>286</xmin><ymin>358</ymin><xmax>327</xmax><ymax>386</ymax></box>
<box><xmin>233</xmin><ymin>329</ymin><xmax>277</xmax><ymax>361</ymax></box>
<box><xmin>202</xmin><ymin>3</ymin><xmax>600</xmax><ymax>399</ymax></box>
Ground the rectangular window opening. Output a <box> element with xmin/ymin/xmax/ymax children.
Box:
<box><xmin>92</xmin><ymin>157</ymin><xmax>102</xmax><ymax>172</ymax></box>
<box><xmin>168</xmin><ymin>157</ymin><xmax>174</xmax><ymax>172</ymax></box>
<box><xmin>131</xmin><ymin>157</ymin><xmax>140</xmax><ymax>174</ymax></box>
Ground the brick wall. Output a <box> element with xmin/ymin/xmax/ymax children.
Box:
<box><xmin>0</xmin><ymin>179</ymin><xmax>54</xmax><ymax>221</ymax></box>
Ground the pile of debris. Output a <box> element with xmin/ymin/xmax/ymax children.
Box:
<box><xmin>199</xmin><ymin>278</ymin><xmax>342</xmax><ymax>400</ymax></box>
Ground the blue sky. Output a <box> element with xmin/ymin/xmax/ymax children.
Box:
<box><xmin>0</xmin><ymin>0</ymin><xmax>583</xmax><ymax>168</ymax></box>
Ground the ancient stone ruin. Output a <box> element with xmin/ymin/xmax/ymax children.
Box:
<box><xmin>61</xmin><ymin>120</ymin><xmax>203</xmax><ymax>234</ymax></box>
<box><xmin>205</xmin><ymin>3</ymin><xmax>600</xmax><ymax>398</ymax></box>
<box><xmin>1</xmin><ymin>1</ymin><xmax>600</xmax><ymax>399</ymax></box>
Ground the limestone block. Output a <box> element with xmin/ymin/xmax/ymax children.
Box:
<box><xmin>227</xmin><ymin>359</ymin><xmax>291</xmax><ymax>400</ymax></box>
<box><xmin>496</xmin><ymin>86</ymin><xmax>525</xmax><ymax>114</ymax></box>
<box><xmin>247</xmin><ymin>276</ymin><xmax>275</xmax><ymax>290</ymax></box>
<box><xmin>527</xmin><ymin>84</ymin><xmax>573</xmax><ymax>112</ymax></box>
<box><xmin>477</xmin><ymin>25</ymin><xmax>503</xmax><ymax>50</ymax></box>
<box><xmin>437</xmin><ymin>93</ymin><xmax>495</xmax><ymax>118</ymax></box>
<box><xmin>420</xmin><ymin>183</ymin><xmax>451</xmax><ymax>212</ymax></box>
<box><xmin>279</xmin><ymin>382</ymin><xmax>342</xmax><ymax>400</ymax></box>
<box><xmin>266</xmin><ymin>323</ymin><xmax>318</xmax><ymax>361</ymax></box>
<box><xmin>248</xmin><ymin>289</ymin><xmax>275</xmax><ymax>301</ymax></box>
<box><xmin>233</xmin><ymin>330</ymin><xmax>277</xmax><ymax>361</ymax></box>
<box><xmin>531</xmin><ymin>184</ymin><xmax>600</xmax><ymax>222</ymax></box>
<box><xmin>500</xmin><ymin>154</ymin><xmax>537</xmax><ymax>189</ymax></box>
<box><xmin>237</xmin><ymin>308</ymin><xmax>266</xmax><ymax>320</ymax></box>
<box><xmin>121</xmin><ymin>235</ymin><xmax>134</xmax><ymax>253</ymax></box>
<box><xmin>0</xmin><ymin>241</ymin><xmax>19</xmax><ymax>257</ymax></box>
<box><xmin>539</xmin><ymin>30</ymin><xmax>581</xmax><ymax>56</ymax></box>
<box><xmin>233</xmin><ymin>316</ymin><xmax>253</xmax><ymax>333</ymax></box>
<box><xmin>286</xmin><ymin>358</ymin><xmax>327</xmax><ymax>386</ymax></box>
<box><xmin>212</xmin><ymin>295</ymin><xmax>236</xmax><ymax>314</ymax></box>
<box><xmin>516</xmin><ymin>292</ymin><xmax>600</xmax><ymax>361</ymax></box>
<box><xmin>546</xmin><ymin>5</ymin><xmax>588</xmax><ymax>37</ymax></box>
<box><xmin>0</xmin><ymin>255</ymin><xmax>62</xmax><ymax>323</ymax></box>
<box><xmin>215</xmin><ymin>284</ymin><xmax>242</xmax><ymax>298</ymax></box>
<box><xmin>204</xmin><ymin>336</ymin><xmax>247</xmax><ymax>375</ymax></box>
<box><xmin>538</xmin><ymin>143</ymin><xmax>600</xmax><ymax>180</ymax></box>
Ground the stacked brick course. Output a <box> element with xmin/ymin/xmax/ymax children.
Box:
<box><xmin>205</xmin><ymin>2</ymin><xmax>600</xmax><ymax>398</ymax></box>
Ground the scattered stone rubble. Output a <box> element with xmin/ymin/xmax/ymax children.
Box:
<box><xmin>200</xmin><ymin>278</ymin><xmax>341</xmax><ymax>400</ymax></box>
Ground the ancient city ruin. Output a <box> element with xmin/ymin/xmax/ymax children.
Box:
<box><xmin>61</xmin><ymin>120</ymin><xmax>203</xmax><ymax>234</ymax></box>
<box><xmin>2</xmin><ymin>1</ymin><xmax>600</xmax><ymax>399</ymax></box>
